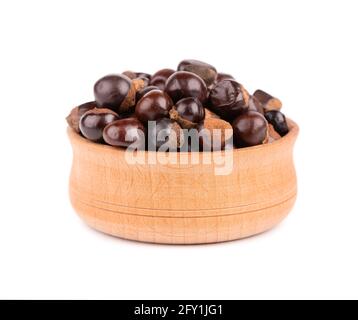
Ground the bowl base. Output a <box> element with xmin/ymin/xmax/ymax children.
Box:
<box><xmin>71</xmin><ymin>194</ymin><xmax>296</xmax><ymax>244</ymax></box>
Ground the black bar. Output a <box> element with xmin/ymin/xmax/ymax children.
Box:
<box><xmin>0</xmin><ymin>300</ymin><xmax>346</xmax><ymax>318</ymax></box>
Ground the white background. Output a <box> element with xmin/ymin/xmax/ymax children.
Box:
<box><xmin>0</xmin><ymin>0</ymin><xmax>357</xmax><ymax>300</ymax></box>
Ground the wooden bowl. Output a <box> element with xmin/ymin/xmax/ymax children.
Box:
<box><xmin>68</xmin><ymin>119</ymin><xmax>299</xmax><ymax>244</ymax></box>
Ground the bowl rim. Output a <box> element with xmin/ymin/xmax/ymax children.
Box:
<box><xmin>67</xmin><ymin>118</ymin><xmax>299</xmax><ymax>155</ymax></box>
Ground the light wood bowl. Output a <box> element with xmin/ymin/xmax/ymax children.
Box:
<box><xmin>68</xmin><ymin>119</ymin><xmax>299</xmax><ymax>244</ymax></box>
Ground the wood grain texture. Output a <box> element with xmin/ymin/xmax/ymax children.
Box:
<box><xmin>68</xmin><ymin>119</ymin><xmax>299</xmax><ymax>244</ymax></box>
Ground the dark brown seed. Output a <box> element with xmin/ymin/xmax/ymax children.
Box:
<box><xmin>103</xmin><ymin>118</ymin><xmax>146</xmax><ymax>148</ymax></box>
<box><xmin>79</xmin><ymin>108</ymin><xmax>119</xmax><ymax>142</ymax></box>
<box><xmin>177</xmin><ymin>59</ymin><xmax>217</xmax><ymax>87</ymax></box>
<box><xmin>209</xmin><ymin>79</ymin><xmax>249</xmax><ymax>121</ymax></box>
<box><xmin>135</xmin><ymin>90</ymin><xmax>173</xmax><ymax>123</ymax></box>
<box><xmin>264</xmin><ymin>110</ymin><xmax>289</xmax><ymax>136</ymax></box>
<box><xmin>165</xmin><ymin>71</ymin><xmax>208</xmax><ymax>103</ymax></box>
<box><xmin>94</xmin><ymin>74</ymin><xmax>132</xmax><ymax>111</ymax></box>
<box><xmin>136</xmin><ymin>85</ymin><xmax>160</xmax><ymax>102</ymax></box>
<box><xmin>169</xmin><ymin>97</ymin><xmax>205</xmax><ymax>129</ymax></box>
<box><xmin>232</xmin><ymin>111</ymin><xmax>268</xmax><ymax>147</ymax></box>
<box><xmin>253</xmin><ymin>89</ymin><xmax>282</xmax><ymax>111</ymax></box>
<box><xmin>66</xmin><ymin>101</ymin><xmax>97</xmax><ymax>133</ymax></box>
<box><xmin>149</xmin><ymin>69</ymin><xmax>175</xmax><ymax>90</ymax></box>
